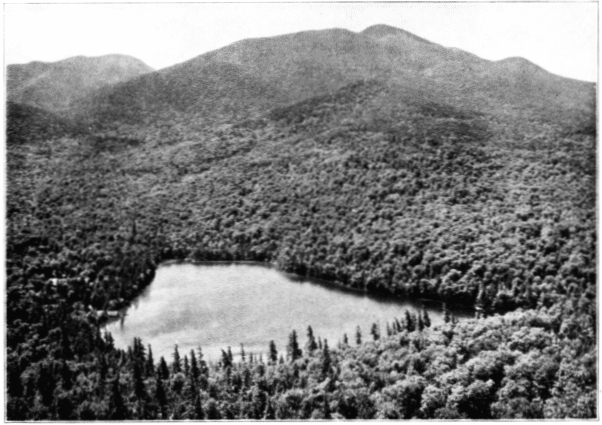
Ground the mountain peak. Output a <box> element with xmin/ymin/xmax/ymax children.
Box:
<box><xmin>361</xmin><ymin>24</ymin><xmax>435</xmax><ymax>45</ymax></box>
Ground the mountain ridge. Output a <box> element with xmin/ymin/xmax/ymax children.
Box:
<box><xmin>7</xmin><ymin>54</ymin><xmax>154</xmax><ymax>112</ymax></box>
<box><xmin>71</xmin><ymin>24</ymin><xmax>592</xmax><ymax>128</ymax></box>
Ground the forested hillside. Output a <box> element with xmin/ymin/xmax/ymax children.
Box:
<box><xmin>5</xmin><ymin>25</ymin><xmax>596</xmax><ymax>420</ymax></box>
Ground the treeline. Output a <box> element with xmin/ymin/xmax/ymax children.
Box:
<box><xmin>6</xmin><ymin>79</ymin><xmax>596</xmax><ymax>418</ymax></box>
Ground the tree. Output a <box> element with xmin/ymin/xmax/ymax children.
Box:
<box><xmin>155</xmin><ymin>377</ymin><xmax>167</xmax><ymax>419</ymax></box>
<box><xmin>158</xmin><ymin>357</ymin><xmax>170</xmax><ymax>380</ymax></box>
<box><xmin>405</xmin><ymin>310</ymin><xmax>416</xmax><ymax>332</ymax></box>
<box><xmin>108</xmin><ymin>377</ymin><xmax>128</xmax><ymax>420</ymax></box>
<box><xmin>146</xmin><ymin>344</ymin><xmax>155</xmax><ymax>377</ymax></box>
<box><xmin>221</xmin><ymin>349</ymin><xmax>233</xmax><ymax>369</ymax></box>
<box><xmin>322</xmin><ymin>339</ymin><xmax>332</xmax><ymax>377</ymax></box>
<box><xmin>190</xmin><ymin>349</ymin><xmax>200</xmax><ymax>382</ymax></box>
<box><xmin>269</xmin><ymin>341</ymin><xmax>278</xmax><ymax>364</ymax></box>
<box><xmin>172</xmin><ymin>345</ymin><xmax>182</xmax><ymax>373</ymax></box>
<box><xmin>192</xmin><ymin>394</ymin><xmax>205</xmax><ymax>419</ymax></box>
<box><xmin>306</xmin><ymin>326</ymin><xmax>318</xmax><ymax>353</ymax></box>
<box><xmin>240</xmin><ymin>344</ymin><xmax>246</xmax><ymax>362</ymax></box>
<box><xmin>356</xmin><ymin>326</ymin><xmax>362</xmax><ymax>345</ymax></box>
<box><xmin>371</xmin><ymin>323</ymin><xmax>380</xmax><ymax>340</ymax></box>
<box><xmin>287</xmin><ymin>330</ymin><xmax>302</xmax><ymax>361</ymax></box>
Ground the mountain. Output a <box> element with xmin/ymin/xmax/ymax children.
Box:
<box><xmin>74</xmin><ymin>25</ymin><xmax>594</xmax><ymax>128</ymax></box>
<box><xmin>7</xmin><ymin>54</ymin><xmax>153</xmax><ymax>112</ymax></box>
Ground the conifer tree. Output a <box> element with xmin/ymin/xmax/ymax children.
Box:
<box><xmin>146</xmin><ymin>344</ymin><xmax>155</xmax><ymax>377</ymax></box>
<box><xmin>184</xmin><ymin>355</ymin><xmax>189</xmax><ymax>376</ymax></box>
<box><xmin>108</xmin><ymin>377</ymin><xmax>128</xmax><ymax>420</ymax></box>
<box><xmin>172</xmin><ymin>344</ymin><xmax>182</xmax><ymax>373</ymax></box>
<box><xmin>356</xmin><ymin>326</ymin><xmax>362</xmax><ymax>345</ymax></box>
<box><xmin>405</xmin><ymin>310</ymin><xmax>416</xmax><ymax>332</ymax></box>
<box><xmin>190</xmin><ymin>349</ymin><xmax>200</xmax><ymax>382</ymax></box>
<box><xmin>155</xmin><ymin>377</ymin><xmax>167</xmax><ymax>418</ymax></box>
<box><xmin>287</xmin><ymin>330</ymin><xmax>302</xmax><ymax>361</ymax></box>
<box><xmin>269</xmin><ymin>340</ymin><xmax>278</xmax><ymax>364</ymax></box>
<box><xmin>193</xmin><ymin>394</ymin><xmax>205</xmax><ymax>420</ymax></box>
<box><xmin>197</xmin><ymin>346</ymin><xmax>208</xmax><ymax>376</ymax></box>
<box><xmin>221</xmin><ymin>349</ymin><xmax>233</xmax><ymax>369</ymax></box>
<box><xmin>306</xmin><ymin>326</ymin><xmax>318</xmax><ymax>353</ymax></box>
<box><xmin>322</xmin><ymin>339</ymin><xmax>332</xmax><ymax>377</ymax></box>
<box><xmin>158</xmin><ymin>356</ymin><xmax>170</xmax><ymax>380</ymax></box>
<box><xmin>371</xmin><ymin>322</ymin><xmax>380</xmax><ymax>340</ymax></box>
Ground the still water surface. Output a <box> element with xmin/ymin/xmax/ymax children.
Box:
<box><xmin>105</xmin><ymin>263</ymin><xmax>471</xmax><ymax>361</ymax></box>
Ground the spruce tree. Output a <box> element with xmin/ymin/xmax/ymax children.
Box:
<box><xmin>370</xmin><ymin>322</ymin><xmax>380</xmax><ymax>340</ymax></box>
<box><xmin>158</xmin><ymin>357</ymin><xmax>170</xmax><ymax>380</ymax></box>
<box><xmin>221</xmin><ymin>349</ymin><xmax>233</xmax><ymax>369</ymax></box>
<box><xmin>306</xmin><ymin>326</ymin><xmax>318</xmax><ymax>353</ymax></box>
<box><xmin>146</xmin><ymin>345</ymin><xmax>155</xmax><ymax>377</ymax></box>
<box><xmin>190</xmin><ymin>349</ymin><xmax>200</xmax><ymax>382</ymax></box>
<box><xmin>183</xmin><ymin>355</ymin><xmax>190</xmax><ymax>376</ymax></box>
<box><xmin>405</xmin><ymin>310</ymin><xmax>415</xmax><ymax>332</ymax></box>
<box><xmin>269</xmin><ymin>340</ymin><xmax>278</xmax><ymax>364</ymax></box>
<box><xmin>108</xmin><ymin>377</ymin><xmax>128</xmax><ymax>420</ymax></box>
<box><xmin>322</xmin><ymin>339</ymin><xmax>331</xmax><ymax>377</ymax></box>
<box><xmin>155</xmin><ymin>377</ymin><xmax>167</xmax><ymax>418</ymax></box>
<box><xmin>193</xmin><ymin>394</ymin><xmax>205</xmax><ymax>420</ymax></box>
<box><xmin>172</xmin><ymin>344</ymin><xmax>182</xmax><ymax>373</ymax></box>
<box><xmin>356</xmin><ymin>326</ymin><xmax>362</xmax><ymax>345</ymax></box>
<box><xmin>287</xmin><ymin>330</ymin><xmax>302</xmax><ymax>361</ymax></box>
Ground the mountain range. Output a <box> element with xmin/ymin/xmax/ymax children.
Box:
<box><xmin>7</xmin><ymin>24</ymin><xmax>595</xmax><ymax>131</ymax></box>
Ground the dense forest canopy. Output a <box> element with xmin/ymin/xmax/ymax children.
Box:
<box><xmin>5</xmin><ymin>24</ymin><xmax>596</xmax><ymax>420</ymax></box>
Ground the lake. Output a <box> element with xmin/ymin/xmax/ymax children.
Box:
<box><xmin>104</xmin><ymin>262</ymin><xmax>472</xmax><ymax>362</ymax></box>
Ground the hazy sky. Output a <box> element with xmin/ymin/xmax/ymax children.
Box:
<box><xmin>4</xmin><ymin>2</ymin><xmax>598</xmax><ymax>82</ymax></box>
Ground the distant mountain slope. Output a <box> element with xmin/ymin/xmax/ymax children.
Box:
<box><xmin>7</xmin><ymin>54</ymin><xmax>153</xmax><ymax>112</ymax></box>
<box><xmin>6</xmin><ymin>101</ymin><xmax>83</xmax><ymax>144</ymax></box>
<box><xmin>73</xmin><ymin>25</ymin><xmax>594</xmax><ymax>128</ymax></box>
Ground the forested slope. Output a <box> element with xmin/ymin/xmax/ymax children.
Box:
<box><xmin>6</xmin><ymin>76</ymin><xmax>596</xmax><ymax>419</ymax></box>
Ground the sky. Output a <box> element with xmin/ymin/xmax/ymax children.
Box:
<box><xmin>3</xmin><ymin>2</ymin><xmax>598</xmax><ymax>82</ymax></box>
